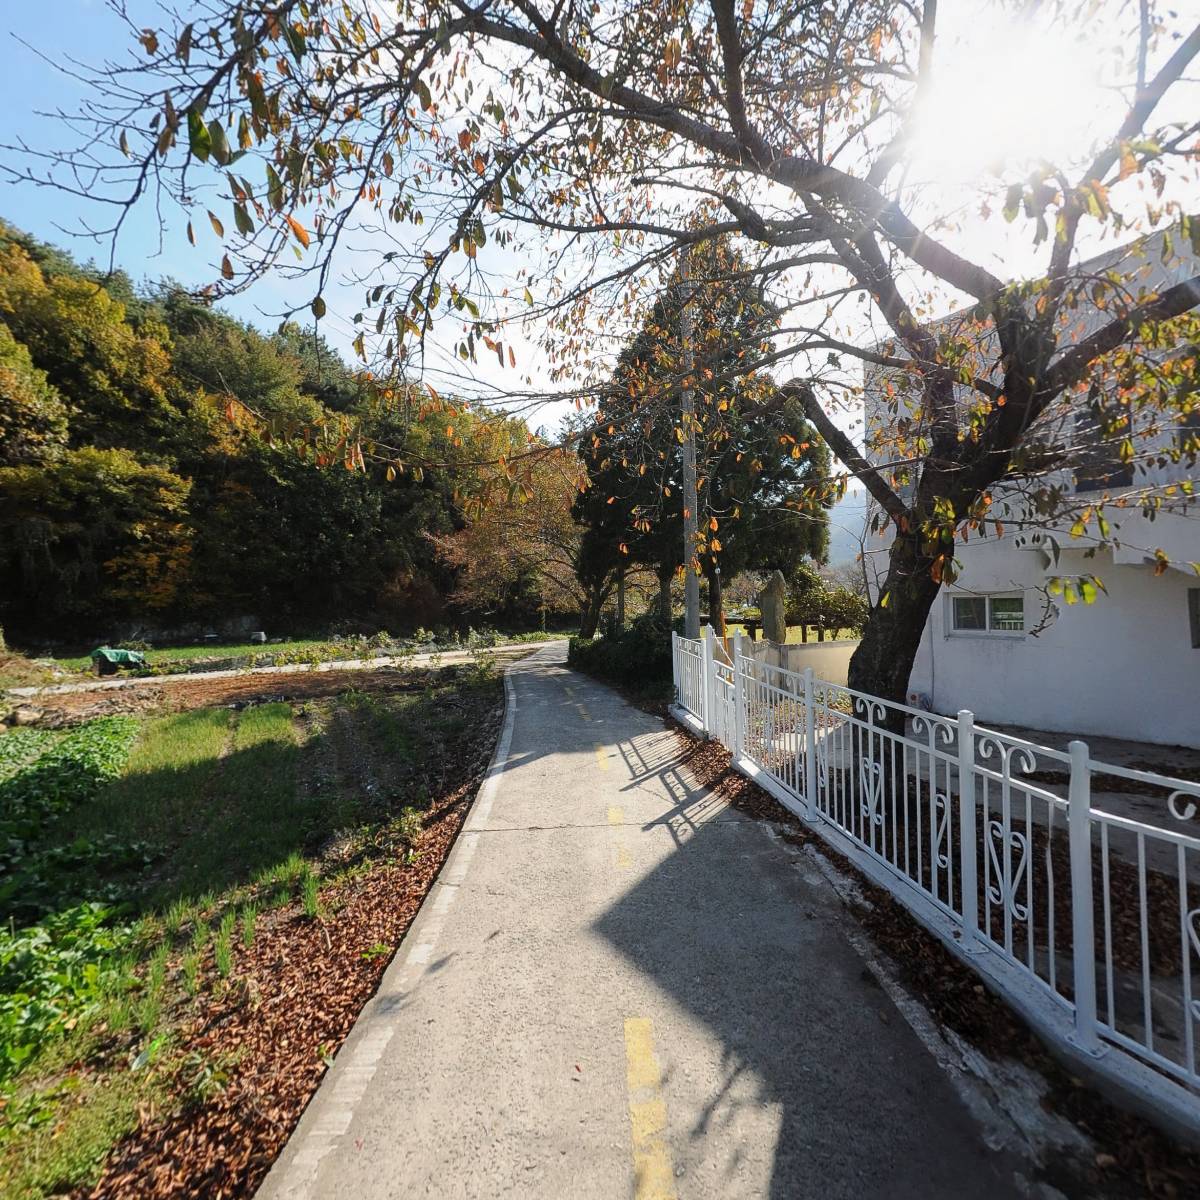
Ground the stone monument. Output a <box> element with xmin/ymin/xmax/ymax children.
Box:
<box><xmin>757</xmin><ymin>570</ymin><xmax>788</xmax><ymax>645</ymax></box>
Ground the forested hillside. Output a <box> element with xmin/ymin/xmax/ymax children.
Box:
<box><xmin>0</xmin><ymin>222</ymin><xmax>540</xmax><ymax>645</ymax></box>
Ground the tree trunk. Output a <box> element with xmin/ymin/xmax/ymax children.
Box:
<box><xmin>704</xmin><ymin>562</ymin><xmax>725</xmax><ymax>636</ymax></box>
<box><xmin>616</xmin><ymin>569</ymin><xmax>626</xmax><ymax>630</ymax></box>
<box><xmin>579</xmin><ymin>589</ymin><xmax>604</xmax><ymax>638</ymax></box>
<box><xmin>846</xmin><ymin>532</ymin><xmax>942</xmax><ymax>730</ymax></box>
<box><xmin>657</xmin><ymin>566</ymin><xmax>673</xmax><ymax>624</ymax></box>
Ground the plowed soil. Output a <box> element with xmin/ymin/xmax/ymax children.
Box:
<box><xmin>24</xmin><ymin>658</ymin><xmax>528</xmax><ymax>726</ymax></box>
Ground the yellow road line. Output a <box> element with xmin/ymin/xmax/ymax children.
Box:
<box><xmin>615</xmin><ymin>845</ymin><xmax>633</xmax><ymax>870</ymax></box>
<box><xmin>623</xmin><ymin>1018</ymin><xmax>678</xmax><ymax>1200</ymax></box>
<box><xmin>607</xmin><ymin>804</ymin><xmax>623</xmax><ymax>824</ymax></box>
<box><xmin>595</xmin><ymin>743</ymin><xmax>610</xmax><ymax>771</ymax></box>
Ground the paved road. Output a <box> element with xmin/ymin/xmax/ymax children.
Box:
<box><xmin>260</xmin><ymin>643</ymin><xmax>1023</xmax><ymax>1199</ymax></box>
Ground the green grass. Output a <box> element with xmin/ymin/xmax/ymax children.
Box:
<box><xmin>72</xmin><ymin>708</ymin><xmax>232</xmax><ymax>847</ymax></box>
<box><xmin>0</xmin><ymin>1068</ymin><xmax>169</xmax><ymax>1200</ymax></box>
<box><xmin>0</xmin><ymin>664</ymin><xmax>504</xmax><ymax>1199</ymax></box>
<box><xmin>54</xmin><ymin>637</ymin><xmax>345</xmax><ymax>673</ymax></box>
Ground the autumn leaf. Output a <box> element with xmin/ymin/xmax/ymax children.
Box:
<box><xmin>220</xmin><ymin>254</ymin><xmax>234</xmax><ymax>280</ymax></box>
<box><xmin>286</xmin><ymin>215</ymin><xmax>311</xmax><ymax>248</ymax></box>
<box><xmin>208</xmin><ymin>210</ymin><xmax>225</xmax><ymax>237</ymax></box>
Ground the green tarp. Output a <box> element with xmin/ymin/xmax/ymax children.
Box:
<box><xmin>89</xmin><ymin>646</ymin><xmax>149</xmax><ymax>668</ymax></box>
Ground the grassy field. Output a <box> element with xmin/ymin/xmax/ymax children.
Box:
<box><xmin>0</xmin><ymin>661</ymin><xmax>505</xmax><ymax>1198</ymax></box>
<box><xmin>724</xmin><ymin>623</ymin><xmax>859</xmax><ymax>643</ymax></box>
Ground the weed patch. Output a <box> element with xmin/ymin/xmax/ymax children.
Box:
<box><xmin>0</xmin><ymin>662</ymin><xmax>508</xmax><ymax>1199</ymax></box>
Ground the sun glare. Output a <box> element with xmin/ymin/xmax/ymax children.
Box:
<box><xmin>907</xmin><ymin>14</ymin><xmax>1115</xmax><ymax>186</ymax></box>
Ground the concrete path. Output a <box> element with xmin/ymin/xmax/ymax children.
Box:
<box><xmin>260</xmin><ymin>644</ymin><xmax>1023</xmax><ymax>1200</ymax></box>
<box><xmin>4</xmin><ymin>641</ymin><xmax>553</xmax><ymax>698</ymax></box>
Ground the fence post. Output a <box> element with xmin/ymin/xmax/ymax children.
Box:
<box><xmin>732</xmin><ymin>631</ymin><xmax>746</xmax><ymax>757</ymax></box>
<box><xmin>803</xmin><ymin>667</ymin><xmax>818</xmax><ymax>819</ymax></box>
<box><xmin>671</xmin><ymin>631</ymin><xmax>679</xmax><ymax>702</ymax></box>
<box><xmin>957</xmin><ymin>709</ymin><xmax>980</xmax><ymax>951</ymax></box>
<box><xmin>701</xmin><ymin>626</ymin><xmax>715</xmax><ymax>737</ymax></box>
<box><xmin>1068</xmin><ymin>739</ymin><xmax>1102</xmax><ymax>1055</ymax></box>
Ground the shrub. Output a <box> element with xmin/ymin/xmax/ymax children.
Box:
<box><xmin>396</xmin><ymin>807</ymin><xmax>423</xmax><ymax>850</ymax></box>
<box><xmin>0</xmin><ymin>718</ymin><xmax>143</xmax><ymax>926</ymax></box>
<box><xmin>568</xmin><ymin>611</ymin><xmax>673</xmax><ymax>688</ymax></box>
<box><xmin>0</xmin><ymin>903</ymin><xmax>133</xmax><ymax>1087</ymax></box>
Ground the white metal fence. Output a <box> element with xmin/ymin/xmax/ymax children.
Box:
<box><xmin>671</xmin><ymin>629</ymin><xmax>1200</xmax><ymax>1129</ymax></box>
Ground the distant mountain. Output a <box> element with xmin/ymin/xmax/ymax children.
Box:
<box><xmin>825</xmin><ymin>487</ymin><xmax>869</xmax><ymax>566</ymax></box>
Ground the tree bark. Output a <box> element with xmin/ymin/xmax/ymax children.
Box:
<box><xmin>579</xmin><ymin>588</ymin><xmax>604</xmax><ymax>638</ymax></box>
<box><xmin>846</xmin><ymin>531</ymin><xmax>942</xmax><ymax>731</ymax></box>
<box><xmin>657</xmin><ymin>565</ymin><xmax>673</xmax><ymax>624</ymax></box>
<box><xmin>704</xmin><ymin>562</ymin><xmax>725</xmax><ymax>636</ymax></box>
<box><xmin>616</xmin><ymin>569</ymin><xmax>626</xmax><ymax>630</ymax></box>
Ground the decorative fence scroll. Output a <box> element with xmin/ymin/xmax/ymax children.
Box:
<box><xmin>671</xmin><ymin>629</ymin><xmax>1200</xmax><ymax>1122</ymax></box>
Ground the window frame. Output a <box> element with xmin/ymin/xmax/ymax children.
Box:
<box><xmin>947</xmin><ymin>591</ymin><xmax>1026</xmax><ymax>638</ymax></box>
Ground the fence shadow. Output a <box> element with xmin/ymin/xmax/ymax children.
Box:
<box><xmin>590</xmin><ymin>762</ymin><xmax>1016</xmax><ymax>1199</ymax></box>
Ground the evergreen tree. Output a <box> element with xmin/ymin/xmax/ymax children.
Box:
<box><xmin>574</xmin><ymin>242</ymin><xmax>831</xmax><ymax>631</ymax></box>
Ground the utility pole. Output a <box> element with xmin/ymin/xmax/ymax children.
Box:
<box><xmin>679</xmin><ymin>247</ymin><xmax>701</xmax><ymax>640</ymax></box>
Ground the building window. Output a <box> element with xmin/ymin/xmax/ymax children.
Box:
<box><xmin>950</xmin><ymin>593</ymin><xmax>1024</xmax><ymax>635</ymax></box>
<box><xmin>989</xmin><ymin>596</ymin><xmax>1025</xmax><ymax>631</ymax></box>
<box><xmin>1190</xmin><ymin>589</ymin><xmax>1200</xmax><ymax>649</ymax></box>
<box><xmin>952</xmin><ymin>597</ymin><xmax>987</xmax><ymax>630</ymax></box>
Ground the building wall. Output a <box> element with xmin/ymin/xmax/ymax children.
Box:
<box><xmin>742</xmin><ymin>638</ymin><xmax>858</xmax><ymax>686</ymax></box>
<box><xmin>906</xmin><ymin>541</ymin><xmax>1200</xmax><ymax>749</ymax></box>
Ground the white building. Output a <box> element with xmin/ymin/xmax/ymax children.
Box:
<box><xmin>863</xmin><ymin>232</ymin><xmax>1200</xmax><ymax>749</ymax></box>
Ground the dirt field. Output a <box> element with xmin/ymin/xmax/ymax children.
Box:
<box><xmin>7</xmin><ymin>651</ymin><xmax>532</xmax><ymax>727</ymax></box>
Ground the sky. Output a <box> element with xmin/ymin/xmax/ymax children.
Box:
<box><xmin>2</xmin><ymin>1</ymin><xmax>1197</xmax><ymax>439</ymax></box>
<box><xmin>0</xmin><ymin>4</ymin><xmax>274</xmax><ymax>322</ymax></box>
<box><xmin>0</xmin><ymin>0</ymin><xmax>563</xmax><ymax>426</ymax></box>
